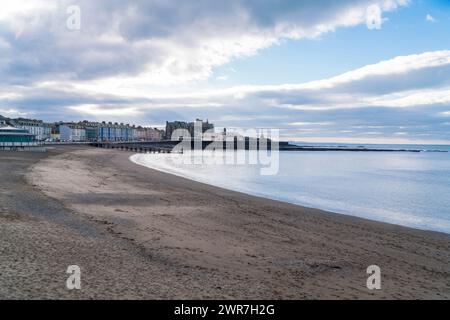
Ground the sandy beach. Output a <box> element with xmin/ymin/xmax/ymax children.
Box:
<box><xmin>1</xmin><ymin>146</ymin><xmax>449</xmax><ymax>299</ymax></box>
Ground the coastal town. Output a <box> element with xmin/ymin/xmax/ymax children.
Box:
<box><xmin>0</xmin><ymin>114</ymin><xmax>219</xmax><ymax>150</ymax></box>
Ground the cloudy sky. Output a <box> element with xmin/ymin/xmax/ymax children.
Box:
<box><xmin>1</xmin><ymin>0</ymin><xmax>450</xmax><ymax>144</ymax></box>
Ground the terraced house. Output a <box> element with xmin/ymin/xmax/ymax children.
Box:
<box><xmin>54</xmin><ymin>121</ymin><xmax>163</xmax><ymax>142</ymax></box>
<box><xmin>1</xmin><ymin>114</ymin><xmax>164</xmax><ymax>143</ymax></box>
<box><xmin>59</xmin><ymin>123</ymin><xmax>86</xmax><ymax>142</ymax></box>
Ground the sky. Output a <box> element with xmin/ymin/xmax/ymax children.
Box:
<box><xmin>0</xmin><ymin>0</ymin><xmax>450</xmax><ymax>144</ymax></box>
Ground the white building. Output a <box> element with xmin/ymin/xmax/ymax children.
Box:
<box><xmin>59</xmin><ymin>123</ymin><xmax>86</xmax><ymax>142</ymax></box>
<box><xmin>12</xmin><ymin>118</ymin><xmax>52</xmax><ymax>141</ymax></box>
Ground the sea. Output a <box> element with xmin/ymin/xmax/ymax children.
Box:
<box><xmin>130</xmin><ymin>143</ymin><xmax>450</xmax><ymax>234</ymax></box>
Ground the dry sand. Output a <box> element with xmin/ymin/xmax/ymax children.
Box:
<box><xmin>1</xmin><ymin>146</ymin><xmax>449</xmax><ymax>299</ymax></box>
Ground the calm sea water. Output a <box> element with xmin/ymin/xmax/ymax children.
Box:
<box><xmin>131</xmin><ymin>146</ymin><xmax>450</xmax><ymax>234</ymax></box>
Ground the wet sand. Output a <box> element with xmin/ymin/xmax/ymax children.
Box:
<box><xmin>1</xmin><ymin>146</ymin><xmax>449</xmax><ymax>299</ymax></box>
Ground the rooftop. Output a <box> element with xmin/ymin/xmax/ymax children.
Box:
<box><xmin>0</xmin><ymin>126</ymin><xmax>34</xmax><ymax>135</ymax></box>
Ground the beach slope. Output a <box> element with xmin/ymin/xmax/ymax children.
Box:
<box><xmin>1</xmin><ymin>146</ymin><xmax>449</xmax><ymax>299</ymax></box>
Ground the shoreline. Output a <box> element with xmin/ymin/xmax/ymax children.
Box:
<box><xmin>1</xmin><ymin>146</ymin><xmax>449</xmax><ymax>299</ymax></box>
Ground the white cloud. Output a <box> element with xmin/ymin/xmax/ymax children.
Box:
<box><xmin>6</xmin><ymin>50</ymin><xmax>448</xmax><ymax>118</ymax></box>
<box><xmin>128</xmin><ymin>50</ymin><xmax>450</xmax><ymax>113</ymax></box>
<box><xmin>0</xmin><ymin>1</ymin><xmax>56</xmax><ymax>21</ymax></box>
<box><xmin>295</xmin><ymin>50</ymin><xmax>450</xmax><ymax>91</ymax></box>
<box><xmin>4</xmin><ymin>49</ymin><xmax>450</xmax><ymax>115</ymax></box>
<box><xmin>362</xmin><ymin>88</ymin><xmax>450</xmax><ymax>108</ymax></box>
<box><xmin>426</xmin><ymin>14</ymin><xmax>437</xmax><ymax>23</ymax></box>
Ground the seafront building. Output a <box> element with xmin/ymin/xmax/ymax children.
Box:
<box><xmin>98</xmin><ymin>122</ymin><xmax>135</xmax><ymax>142</ymax></box>
<box><xmin>0</xmin><ymin>115</ymin><xmax>37</xmax><ymax>146</ymax></box>
<box><xmin>96</xmin><ymin>122</ymin><xmax>163</xmax><ymax>142</ymax></box>
<box><xmin>59</xmin><ymin>123</ymin><xmax>87</xmax><ymax>142</ymax></box>
<box><xmin>82</xmin><ymin>121</ymin><xmax>100</xmax><ymax>142</ymax></box>
<box><xmin>165</xmin><ymin>119</ymin><xmax>214</xmax><ymax>140</ymax></box>
<box><xmin>56</xmin><ymin>121</ymin><xmax>164</xmax><ymax>142</ymax></box>
<box><xmin>1</xmin><ymin>114</ymin><xmax>205</xmax><ymax>144</ymax></box>
<box><xmin>0</xmin><ymin>125</ymin><xmax>40</xmax><ymax>151</ymax></box>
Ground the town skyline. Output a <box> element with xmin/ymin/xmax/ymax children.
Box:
<box><xmin>0</xmin><ymin>114</ymin><xmax>220</xmax><ymax>143</ymax></box>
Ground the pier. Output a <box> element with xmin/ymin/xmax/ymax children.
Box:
<box><xmin>90</xmin><ymin>140</ymin><xmax>444</xmax><ymax>153</ymax></box>
<box><xmin>90</xmin><ymin>142</ymin><xmax>175</xmax><ymax>154</ymax></box>
<box><xmin>90</xmin><ymin>138</ymin><xmax>276</xmax><ymax>153</ymax></box>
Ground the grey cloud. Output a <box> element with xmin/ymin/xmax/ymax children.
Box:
<box><xmin>0</xmin><ymin>0</ymin><xmax>403</xmax><ymax>84</ymax></box>
<box><xmin>3</xmin><ymin>84</ymin><xmax>450</xmax><ymax>143</ymax></box>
